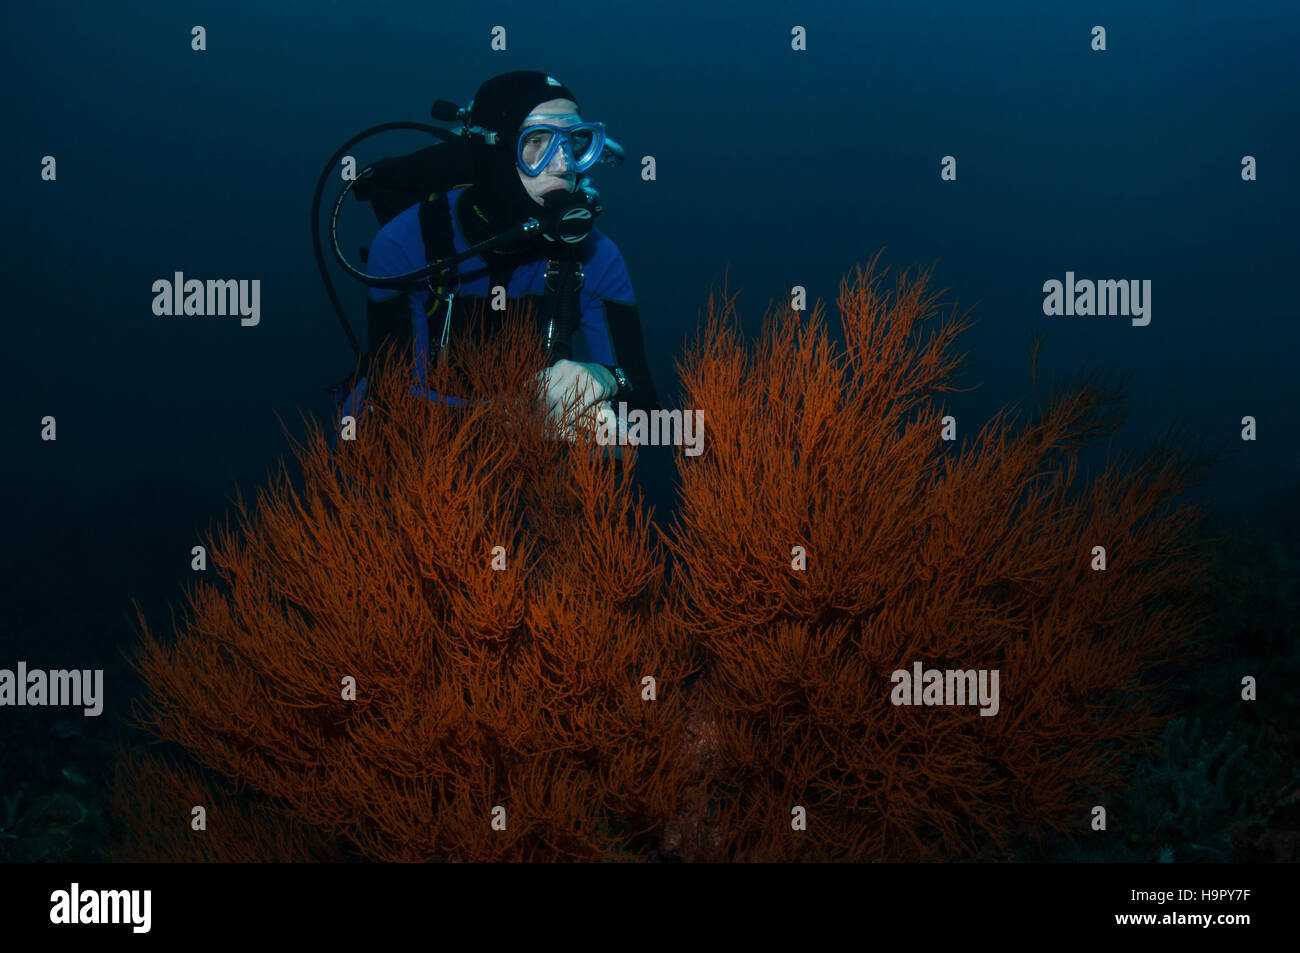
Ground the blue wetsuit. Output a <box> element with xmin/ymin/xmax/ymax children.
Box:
<box><xmin>338</xmin><ymin>186</ymin><xmax>661</xmax><ymax>428</ymax></box>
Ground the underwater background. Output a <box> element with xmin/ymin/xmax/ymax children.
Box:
<box><xmin>1</xmin><ymin>0</ymin><xmax>1297</xmax><ymax>861</ymax></box>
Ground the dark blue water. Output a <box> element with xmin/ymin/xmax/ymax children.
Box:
<box><xmin>3</xmin><ymin>0</ymin><xmax>1297</xmax><ymax>743</ymax></box>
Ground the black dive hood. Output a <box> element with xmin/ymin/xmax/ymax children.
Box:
<box><xmin>312</xmin><ymin>98</ymin><xmax>624</xmax><ymax>361</ymax></box>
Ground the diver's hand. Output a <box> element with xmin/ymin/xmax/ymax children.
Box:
<box><xmin>592</xmin><ymin>399</ymin><xmax>630</xmax><ymax>460</ymax></box>
<box><xmin>534</xmin><ymin>359</ymin><xmax>617</xmax><ymax>433</ymax></box>
<box><xmin>547</xmin><ymin>399</ymin><xmax>631</xmax><ymax>460</ymax></box>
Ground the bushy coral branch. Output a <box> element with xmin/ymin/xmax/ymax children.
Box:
<box><xmin>663</xmin><ymin>255</ymin><xmax>1213</xmax><ymax>860</ymax></box>
<box><xmin>122</xmin><ymin>305</ymin><xmax>697</xmax><ymax>861</ymax></box>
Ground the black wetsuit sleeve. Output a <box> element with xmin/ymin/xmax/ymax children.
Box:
<box><xmin>596</xmin><ymin>299</ymin><xmax>662</xmax><ymax>414</ymax></box>
<box><xmin>366</xmin><ymin>293</ymin><xmax>415</xmax><ymax>368</ymax></box>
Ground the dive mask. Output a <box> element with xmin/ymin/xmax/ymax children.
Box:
<box><xmin>517</xmin><ymin>115</ymin><xmax>606</xmax><ymax>176</ymax></box>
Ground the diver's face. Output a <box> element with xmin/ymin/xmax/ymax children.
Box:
<box><xmin>518</xmin><ymin>98</ymin><xmax>580</xmax><ymax>206</ymax></box>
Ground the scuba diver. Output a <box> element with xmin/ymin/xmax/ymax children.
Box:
<box><xmin>320</xmin><ymin>70</ymin><xmax>662</xmax><ymax>448</ymax></box>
